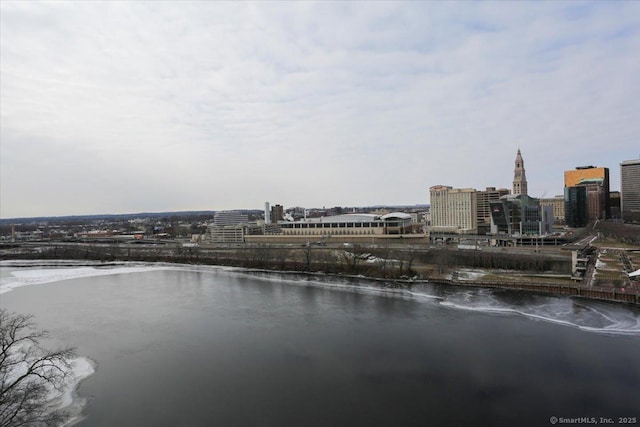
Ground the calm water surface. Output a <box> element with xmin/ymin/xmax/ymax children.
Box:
<box><xmin>1</xmin><ymin>262</ymin><xmax>639</xmax><ymax>426</ymax></box>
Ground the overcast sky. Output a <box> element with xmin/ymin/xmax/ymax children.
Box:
<box><xmin>1</xmin><ymin>2</ymin><xmax>638</xmax><ymax>218</ymax></box>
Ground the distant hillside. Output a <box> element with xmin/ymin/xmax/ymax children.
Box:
<box><xmin>0</xmin><ymin>211</ymin><xmax>217</xmax><ymax>225</ymax></box>
<box><xmin>1</xmin><ymin>205</ymin><xmax>430</xmax><ymax>225</ymax></box>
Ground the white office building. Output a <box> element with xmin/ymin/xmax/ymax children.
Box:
<box><xmin>429</xmin><ymin>185</ymin><xmax>478</xmax><ymax>234</ymax></box>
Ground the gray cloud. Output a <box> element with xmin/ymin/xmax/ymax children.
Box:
<box><xmin>1</xmin><ymin>2</ymin><xmax>639</xmax><ymax>217</ymax></box>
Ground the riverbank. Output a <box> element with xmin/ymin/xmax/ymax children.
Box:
<box><xmin>1</xmin><ymin>241</ymin><xmax>638</xmax><ymax>306</ymax></box>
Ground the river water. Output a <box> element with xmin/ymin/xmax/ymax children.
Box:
<box><xmin>1</xmin><ymin>260</ymin><xmax>639</xmax><ymax>426</ymax></box>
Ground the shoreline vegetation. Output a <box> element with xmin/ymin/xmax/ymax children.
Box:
<box><xmin>1</xmin><ymin>241</ymin><xmax>638</xmax><ymax>306</ymax></box>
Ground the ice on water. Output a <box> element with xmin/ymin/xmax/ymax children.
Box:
<box><xmin>58</xmin><ymin>357</ymin><xmax>96</xmax><ymax>425</ymax></box>
<box><xmin>437</xmin><ymin>287</ymin><xmax>640</xmax><ymax>335</ymax></box>
<box><xmin>0</xmin><ymin>261</ymin><xmax>170</xmax><ymax>294</ymax></box>
<box><xmin>1</xmin><ymin>260</ymin><xmax>639</xmax><ymax>337</ymax></box>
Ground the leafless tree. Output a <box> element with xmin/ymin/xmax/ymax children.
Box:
<box><xmin>301</xmin><ymin>242</ymin><xmax>313</xmax><ymax>271</ymax></box>
<box><xmin>335</xmin><ymin>244</ymin><xmax>369</xmax><ymax>274</ymax></box>
<box><xmin>0</xmin><ymin>309</ymin><xmax>76</xmax><ymax>427</ymax></box>
<box><xmin>396</xmin><ymin>248</ymin><xmax>416</xmax><ymax>278</ymax></box>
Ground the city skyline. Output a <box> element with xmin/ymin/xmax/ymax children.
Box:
<box><xmin>1</xmin><ymin>2</ymin><xmax>639</xmax><ymax>218</ymax></box>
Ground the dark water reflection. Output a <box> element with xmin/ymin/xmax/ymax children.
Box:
<box><xmin>2</xmin><ymin>268</ymin><xmax>639</xmax><ymax>426</ymax></box>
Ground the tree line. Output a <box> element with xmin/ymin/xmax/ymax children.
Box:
<box><xmin>1</xmin><ymin>242</ymin><xmax>571</xmax><ymax>279</ymax></box>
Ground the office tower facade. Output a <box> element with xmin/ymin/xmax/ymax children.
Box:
<box><xmin>429</xmin><ymin>185</ymin><xmax>478</xmax><ymax>234</ymax></box>
<box><xmin>512</xmin><ymin>149</ymin><xmax>528</xmax><ymax>196</ymax></box>
<box><xmin>477</xmin><ymin>187</ymin><xmax>511</xmax><ymax>233</ymax></box>
<box><xmin>564</xmin><ymin>186</ymin><xmax>588</xmax><ymax>228</ymax></box>
<box><xmin>540</xmin><ymin>205</ymin><xmax>555</xmax><ymax>235</ymax></box>
<box><xmin>270</xmin><ymin>204</ymin><xmax>284</xmax><ymax>223</ymax></box>
<box><xmin>621</xmin><ymin>159</ymin><xmax>640</xmax><ymax>223</ymax></box>
<box><xmin>489</xmin><ymin>194</ymin><xmax>544</xmax><ymax>235</ymax></box>
<box><xmin>539</xmin><ymin>195</ymin><xmax>565</xmax><ymax>224</ymax></box>
<box><xmin>212</xmin><ymin>211</ymin><xmax>249</xmax><ymax>226</ymax></box>
<box><xmin>564</xmin><ymin>166</ymin><xmax>610</xmax><ymax>219</ymax></box>
<box><xmin>582</xmin><ymin>180</ymin><xmax>607</xmax><ymax>220</ymax></box>
<box><xmin>264</xmin><ymin>202</ymin><xmax>271</xmax><ymax>224</ymax></box>
<box><xmin>609</xmin><ymin>191</ymin><xmax>621</xmax><ymax>219</ymax></box>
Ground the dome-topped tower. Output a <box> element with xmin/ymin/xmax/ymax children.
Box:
<box><xmin>512</xmin><ymin>148</ymin><xmax>528</xmax><ymax>196</ymax></box>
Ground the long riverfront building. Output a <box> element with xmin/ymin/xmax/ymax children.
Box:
<box><xmin>278</xmin><ymin>213</ymin><xmax>412</xmax><ymax>236</ymax></box>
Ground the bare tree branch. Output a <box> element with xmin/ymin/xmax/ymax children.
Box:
<box><xmin>0</xmin><ymin>309</ymin><xmax>76</xmax><ymax>427</ymax></box>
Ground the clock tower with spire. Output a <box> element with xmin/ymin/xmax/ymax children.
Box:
<box><xmin>513</xmin><ymin>149</ymin><xmax>528</xmax><ymax>196</ymax></box>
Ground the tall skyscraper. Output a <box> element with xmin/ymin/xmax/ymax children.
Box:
<box><xmin>512</xmin><ymin>149</ymin><xmax>528</xmax><ymax>196</ymax></box>
<box><xmin>621</xmin><ymin>159</ymin><xmax>640</xmax><ymax>223</ymax></box>
<box><xmin>563</xmin><ymin>166</ymin><xmax>610</xmax><ymax>220</ymax></box>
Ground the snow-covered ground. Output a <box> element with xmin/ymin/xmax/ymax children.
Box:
<box><xmin>447</xmin><ymin>268</ymin><xmax>487</xmax><ymax>280</ymax></box>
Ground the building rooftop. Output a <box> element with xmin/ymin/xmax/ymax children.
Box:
<box><xmin>381</xmin><ymin>212</ymin><xmax>412</xmax><ymax>220</ymax></box>
<box><xmin>304</xmin><ymin>214</ymin><xmax>382</xmax><ymax>223</ymax></box>
<box><xmin>285</xmin><ymin>212</ymin><xmax>412</xmax><ymax>224</ymax></box>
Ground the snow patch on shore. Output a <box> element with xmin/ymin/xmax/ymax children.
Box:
<box><xmin>2</xmin><ymin>343</ymin><xmax>95</xmax><ymax>426</ymax></box>
<box><xmin>447</xmin><ymin>269</ymin><xmax>488</xmax><ymax>280</ymax></box>
<box><xmin>59</xmin><ymin>357</ymin><xmax>95</xmax><ymax>408</ymax></box>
